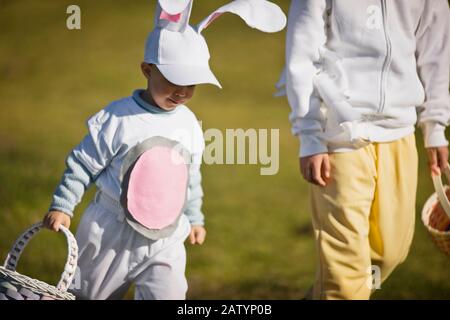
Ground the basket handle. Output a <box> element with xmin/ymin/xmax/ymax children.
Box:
<box><xmin>3</xmin><ymin>222</ymin><xmax>78</xmax><ymax>293</ymax></box>
<box><xmin>431</xmin><ymin>164</ymin><xmax>450</xmax><ymax>220</ymax></box>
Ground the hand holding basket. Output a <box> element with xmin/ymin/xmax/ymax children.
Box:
<box><xmin>421</xmin><ymin>165</ymin><xmax>450</xmax><ymax>256</ymax></box>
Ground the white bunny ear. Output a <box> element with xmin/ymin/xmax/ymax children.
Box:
<box><xmin>155</xmin><ymin>0</ymin><xmax>193</xmax><ymax>32</ymax></box>
<box><xmin>196</xmin><ymin>0</ymin><xmax>286</xmax><ymax>34</ymax></box>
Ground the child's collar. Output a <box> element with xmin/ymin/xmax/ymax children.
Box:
<box><xmin>132</xmin><ymin>89</ymin><xmax>178</xmax><ymax>114</ymax></box>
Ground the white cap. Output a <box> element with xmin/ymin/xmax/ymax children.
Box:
<box><xmin>144</xmin><ymin>26</ymin><xmax>222</xmax><ymax>88</ymax></box>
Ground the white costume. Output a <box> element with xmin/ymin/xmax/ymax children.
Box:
<box><xmin>49</xmin><ymin>0</ymin><xmax>286</xmax><ymax>300</ymax></box>
<box><xmin>51</xmin><ymin>91</ymin><xmax>204</xmax><ymax>299</ymax></box>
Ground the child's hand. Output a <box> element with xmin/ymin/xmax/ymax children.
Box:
<box><xmin>299</xmin><ymin>153</ymin><xmax>331</xmax><ymax>187</ymax></box>
<box><xmin>426</xmin><ymin>146</ymin><xmax>449</xmax><ymax>176</ymax></box>
<box><xmin>43</xmin><ymin>211</ymin><xmax>71</xmax><ymax>232</ymax></box>
<box><xmin>189</xmin><ymin>225</ymin><xmax>206</xmax><ymax>245</ymax></box>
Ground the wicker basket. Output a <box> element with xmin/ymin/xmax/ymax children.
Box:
<box><xmin>0</xmin><ymin>222</ymin><xmax>78</xmax><ymax>300</ymax></box>
<box><xmin>421</xmin><ymin>165</ymin><xmax>450</xmax><ymax>257</ymax></box>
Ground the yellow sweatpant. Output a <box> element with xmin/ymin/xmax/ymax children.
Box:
<box><xmin>310</xmin><ymin>133</ymin><xmax>418</xmax><ymax>300</ymax></box>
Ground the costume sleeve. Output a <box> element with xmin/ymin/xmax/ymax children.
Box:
<box><xmin>184</xmin><ymin>158</ymin><xmax>204</xmax><ymax>226</ymax></box>
<box><xmin>183</xmin><ymin>121</ymin><xmax>205</xmax><ymax>226</ymax></box>
<box><xmin>285</xmin><ymin>0</ymin><xmax>329</xmax><ymax>157</ymax></box>
<box><xmin>415</xmin><ymin>0</ymin><xmax>450</xmax><ymax>148</ymax></box>
<box><xmin>49</xmin><ymin>109</ymin><xmax>119</xmax><ymax>217</ymax></box>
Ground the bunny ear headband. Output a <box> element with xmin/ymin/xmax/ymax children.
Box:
<box><xmin>156</xmin><ymin>0</ymin><xmax>286</xmax><ymax>33</ymax></box>
<box><xmin>144</xmin><ymin>0</ymin><xmax>287</xmax><ymax>88</ymax></box>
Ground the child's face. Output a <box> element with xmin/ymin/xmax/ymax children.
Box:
<box><xmin>141</xmin><ymin>63</ymin><xmax>196</xmax><ymax>111</ymax></box>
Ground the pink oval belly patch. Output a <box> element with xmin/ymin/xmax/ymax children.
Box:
<box><xmin>126</xmin><ymin>146</ymin><xmax>188</xmax><ymax>230</ymax></box>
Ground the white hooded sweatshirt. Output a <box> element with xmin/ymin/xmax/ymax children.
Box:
<box><xmin>279</xmin><ymin>0</ymin><xmax>450</xmax><ymax>157</ymax></box>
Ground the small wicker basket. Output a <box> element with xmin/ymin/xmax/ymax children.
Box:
<box><xmin>0</xmin><ymin>222</ymin><xmax>78</xmax><ymax>300</ymax></box>
<box><xmin>421</xmin><ymin>165</ymin><xmax>450</xmax><ymax>257</ymax></box>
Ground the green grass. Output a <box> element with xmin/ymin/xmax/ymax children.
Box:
<box><xmin>0</xmin><ymin>0</ymin><xmax>449</xmax><ymax>300</ymax></box>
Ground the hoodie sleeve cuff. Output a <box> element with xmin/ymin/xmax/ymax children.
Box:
<box><xmin>48</xmin><ymin>206</ymin><xmax>74</xmax><ymax>218</ymax></box>
<box><xmin>421</xmin><ymin>122</ymin><xmax>449</xmax><ymax>148</ymax></box>
<box><xmin>298</xmin><ymin>134</ymin><xmax>328</xmax><ymax>157</ymax></box>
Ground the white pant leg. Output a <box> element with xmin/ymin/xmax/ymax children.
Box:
<box><xmin>70</xmin><ymin>200</ymin><xmax>138</xmax><ymax>300</ymax></box>
<box><xmin>133</xmin><ymin>215</ymin><xmax>191</xmax><ymax>300</ymax></box>
<box><xmin>133</xmin><ymin>241</ymin><xmax>188</xmax><ymax>300</ymax></box>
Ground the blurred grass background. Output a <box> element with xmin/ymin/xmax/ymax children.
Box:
<box><xmin>0</xmin><ymin>0</ymin><xmax>448</xmax><ymax>299</ymax></box>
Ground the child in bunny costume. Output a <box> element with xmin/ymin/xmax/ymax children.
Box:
<box><xmin>42</xmin><ymin>0</ymin><xmax>286</xmax><ymax>300</ymax></box>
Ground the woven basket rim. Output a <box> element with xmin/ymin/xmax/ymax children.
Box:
<box><xmin>421</xmin><ymin>187</ymin><xmax>450</xmax><ymax>236</ymax></box>
<box><xmin>0</xmin><ymin>266</ymin><xmax>75</xmax><ymax>300</ymax></box>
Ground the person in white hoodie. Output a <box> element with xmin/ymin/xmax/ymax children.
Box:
<box><xmin>278</xmin><ymin>0</ymin><xmax>450</xmax><ymax>299</ymax></box>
